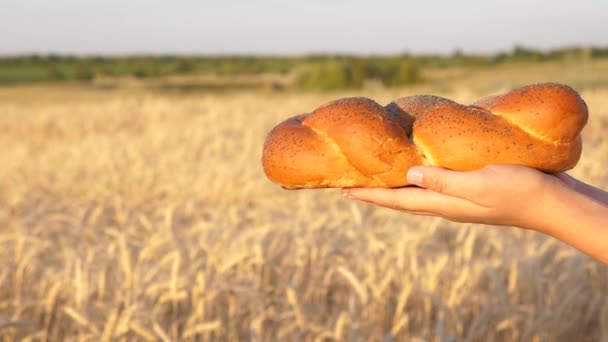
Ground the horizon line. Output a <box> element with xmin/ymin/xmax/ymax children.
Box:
<box><xmin>0</xmin><ymin>44</ymin><xmax>605</xmax><ymax>59</ymax></box>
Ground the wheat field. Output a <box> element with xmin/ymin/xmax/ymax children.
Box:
<box><xmin>1</xmin><ymin>62</ymin><xmax>608</xmax><ymax>341</ymax></box>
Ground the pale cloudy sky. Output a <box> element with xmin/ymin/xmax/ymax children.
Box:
<box><xmin>2</xmin><ymin>0</ymin><xmax>607</xmax><ymax>55</ymax></box>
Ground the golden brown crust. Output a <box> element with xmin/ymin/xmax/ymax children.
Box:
<box><xmin>384</xmin><ymin>95</ymin><xmax>459</xmax><ymax>136</ymax></box>
<box><xmin>262</xmin><ymin>83</ymin><xmax>588</xmax><ymax>189</ymax></box>
<box><xmin>414</xmin><ymin>104</ymin><xmax>582</xmax><ymax>171</ymax></box>
<box><xmin>473</xmin><ymin>83</ymin><xmax>588</xmax><ymax>142</ymax></box>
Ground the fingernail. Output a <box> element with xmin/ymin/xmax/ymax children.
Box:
<box><xmin>407</xmin><ymin>168</ymin><xmax>423</xmax><ymax>185</ymax></box>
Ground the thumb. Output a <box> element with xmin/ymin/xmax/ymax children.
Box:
<box><xmin>407</xmin><ymin>166</ymin><xmax>475</xmax><ymax>197</ymax></box>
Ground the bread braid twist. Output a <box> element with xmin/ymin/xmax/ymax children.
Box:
<box><xmin>262</xmin><ymin>83</ymin><xmax>588</xmax><ymax>189</ymax></box>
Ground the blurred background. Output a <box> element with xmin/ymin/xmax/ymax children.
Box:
<box><xmin>1</xmin><ymin>1</ymin><xmax>608</xmax><ymax>341</ymax></box>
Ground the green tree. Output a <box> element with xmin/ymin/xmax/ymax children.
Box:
<box><xmin>296</xmin><ymin>61</ymin><xmax>364</xmax><ymax>90</ymax></box>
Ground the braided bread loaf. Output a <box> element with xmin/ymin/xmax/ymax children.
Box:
<box><xmin>262</xmin><ymin>83</ymin><xmax>588</xmax><ymax>189</ymax></box>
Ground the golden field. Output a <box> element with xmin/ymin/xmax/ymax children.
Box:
<box><xmin>1</xmin><ymin>60</ymin><xmax>608</xmax><ymax>341</ymax></box>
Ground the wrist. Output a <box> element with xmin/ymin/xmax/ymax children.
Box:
<box><xmin>531</xmin><ymin>179</ymin><xmax>608</xmax><ymax>264</ymax></box>
<box><xmin>516</xmin><ymin>177</ymin><xmax>574</xmax><ymax>233</ymax></box>
<box><xmin>530</xmin><ymin>178</ymin><xmax>605</xmax><ymax>236</ymax></box>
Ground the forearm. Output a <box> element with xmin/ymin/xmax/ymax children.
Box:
<box><xmin>532</xmin><ymin>186</ymin><xmax>608</xmax><ymax>264</ymax></box>
<box><xmin>574</xmin><ymin>180</ymin><xmax>608</xmax><ymax>206</ymax></box>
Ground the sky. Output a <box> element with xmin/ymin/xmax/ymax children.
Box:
<box><xmin>2</xmin><ymin>0</ymin><xmax>608</xmax><ymax>56</ymax></box>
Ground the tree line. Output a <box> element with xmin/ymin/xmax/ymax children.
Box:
<box><xmin>0</xmin><ymin>46</ymin><xmax>605</xmax><ymax>89</ymax></box>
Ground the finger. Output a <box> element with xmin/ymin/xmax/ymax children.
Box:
<box><xmin>407</xmin><ymin>166</ymin><xmax>486</xmax><ymax>200</ymax></box>
<box><xmin>344</xmin><ymin>186</ymin><xmax>479</xmax><ymax>216</ymax></box>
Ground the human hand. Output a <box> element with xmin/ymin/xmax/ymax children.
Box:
<box><xmin>342</xmin><ymin>165</ymin><xmax>571</xmax><ymax>230</ymax></box>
